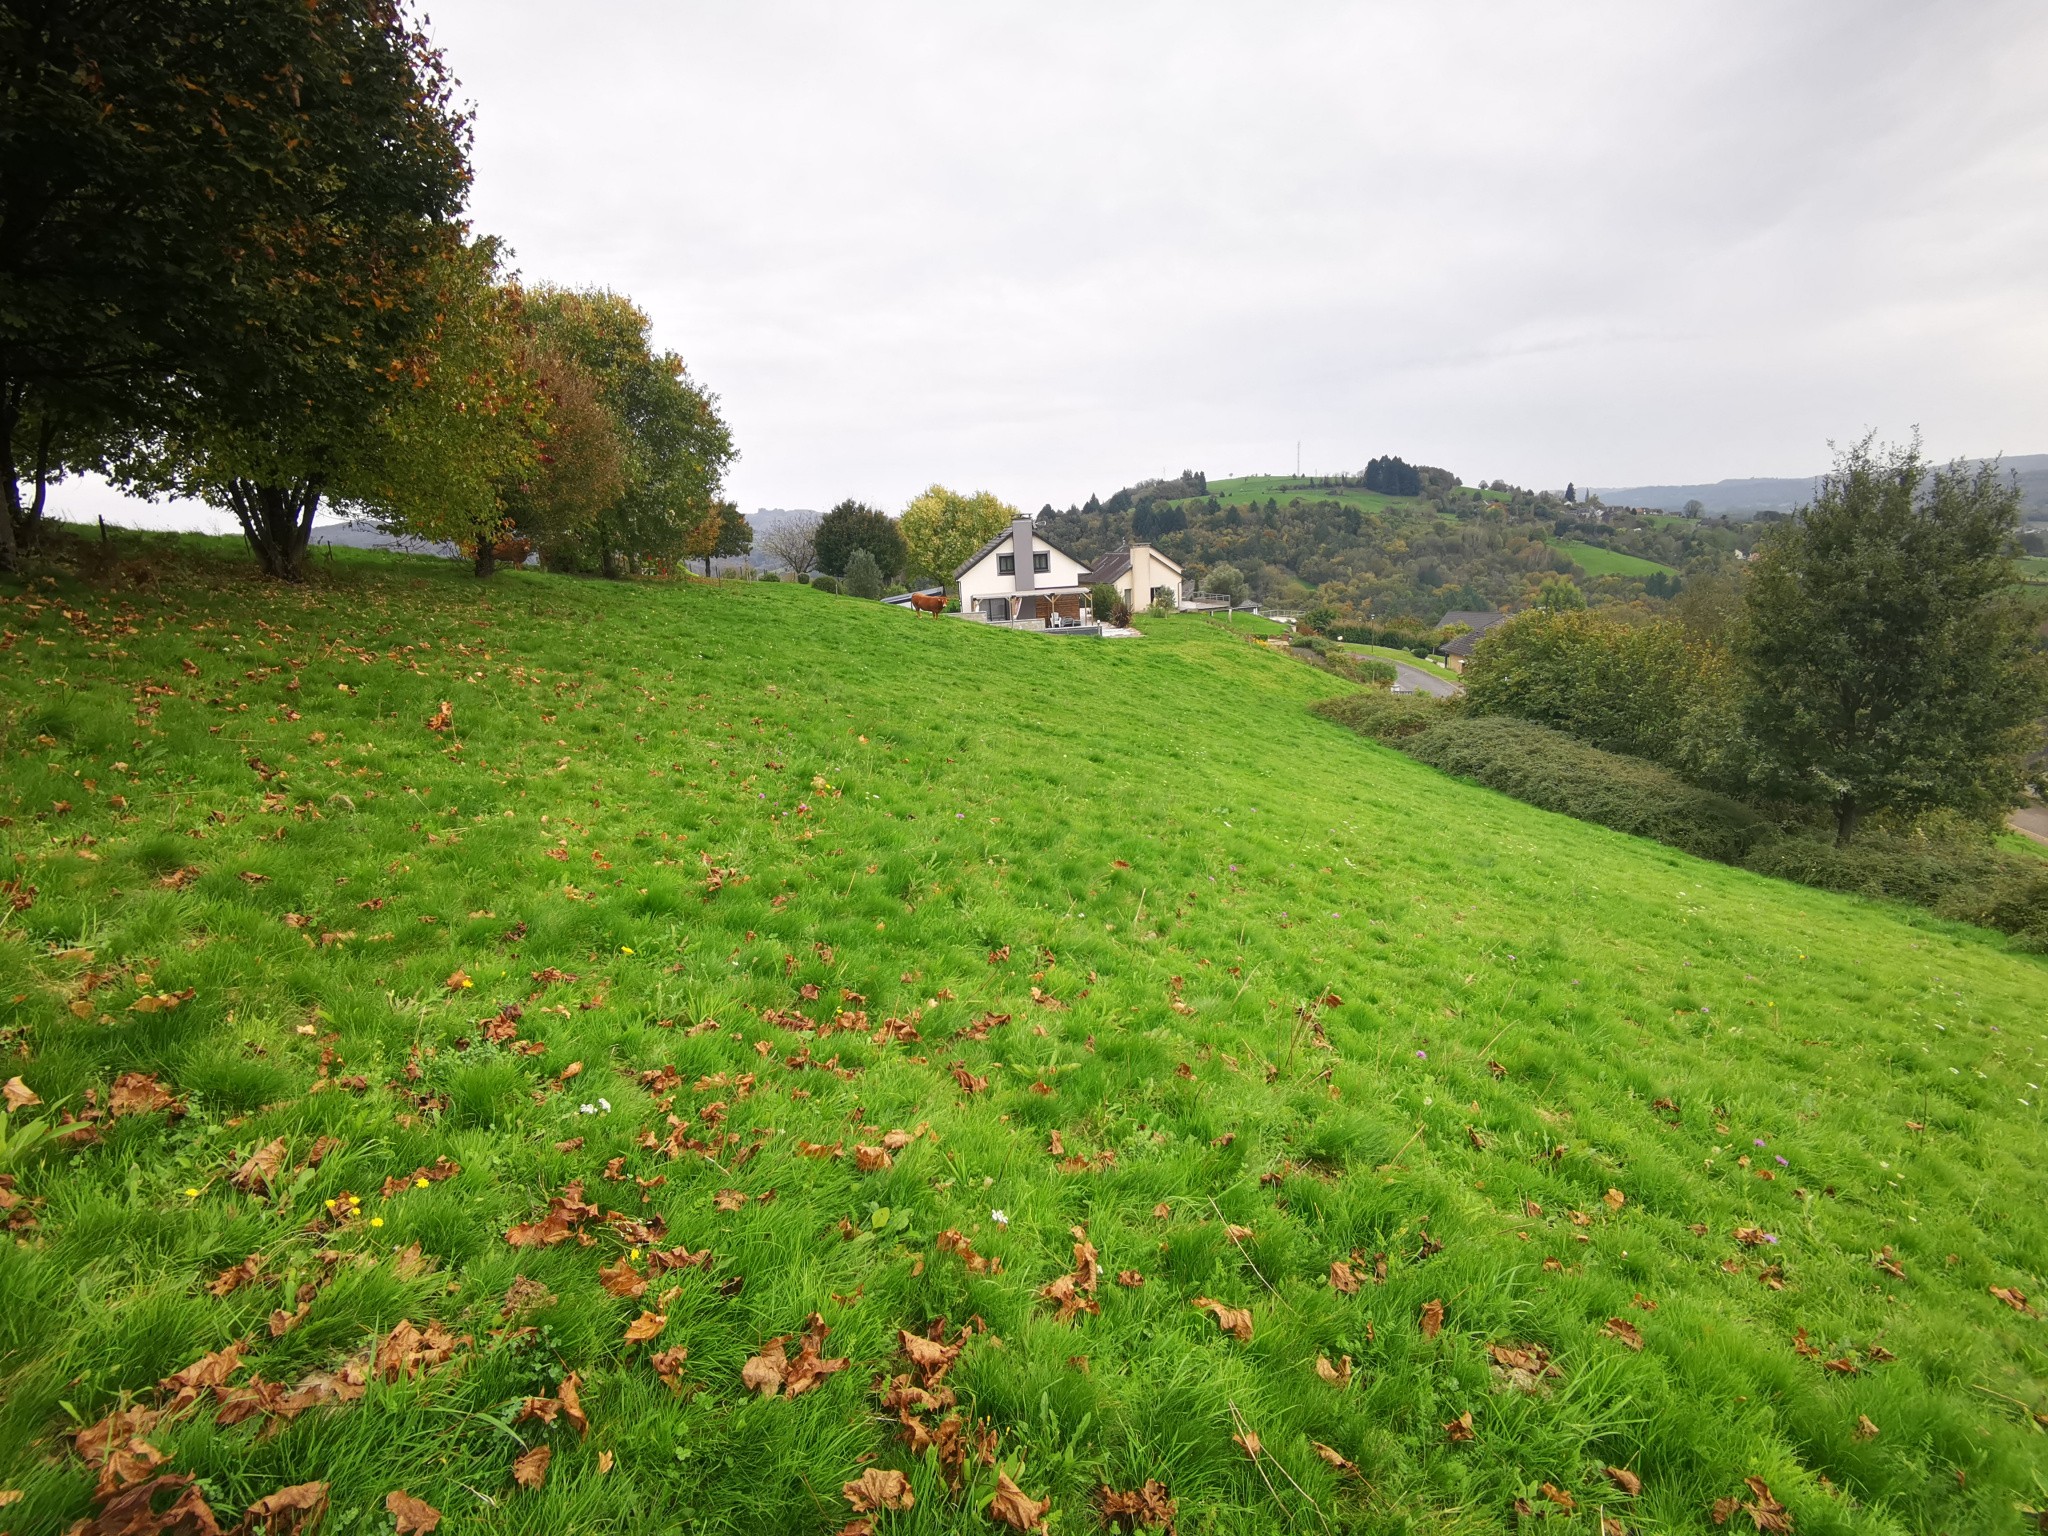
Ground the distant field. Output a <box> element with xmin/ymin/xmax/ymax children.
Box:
<box><xmin>2016</xmin><ymin>556</ymin><xmax>2048</xmax><ymax>583</ymax></box>
<box><xmin>1555</xmin><ymin>540</ymin><xmax>1676</xmax><ymax>578</ymax></box>
<box><xmin>1204</xmin><ymin>477</ymin><xmax>1419</xmax><ymax>516</ymax></box>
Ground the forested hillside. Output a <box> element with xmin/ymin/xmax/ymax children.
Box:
<box><xmin>1037</xmin><ymin>473</ymin><xmax>1748</xmax><ymax>621</ymax></box>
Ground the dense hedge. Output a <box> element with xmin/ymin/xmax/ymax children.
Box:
<box><xmin>1314</xmin><ymin>691</ymin><xmax>2048</xmax><ymax>945</ymax></box>
<box><xmin>1399</xmin><ymin>715</ymin><xmax>1770</xmax><ymax>863</ymax></box>
<box><xmin>1742</xmin><ymin>834</ymin><xmax>2048</xmax><ymax>949</ymax></box>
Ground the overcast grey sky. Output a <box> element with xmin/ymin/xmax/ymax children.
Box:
<box><xmin>66</xmin><ymin>1</ymin><xmax>2048</xmax><ymax>530</ymax></box>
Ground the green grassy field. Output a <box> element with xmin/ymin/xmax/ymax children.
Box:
<box><xmin>1203</xmin><ymin>478</ymin><xmax>1427</xmax><ymax>518</ymax></box>
<box><xmin>2016</xmin><ymin>557</ymin><xmax>2048</xmax><ymax>585</ymax></box>
<box><xmin>1553</xmin><ymin>542</ymin><xmax>1676</xmax><ymax>580</ymax></box>
<box><xmin>2</xmin><ymin>537</ymin><xmax>2044</xmax><ymax>1535</ymax></box>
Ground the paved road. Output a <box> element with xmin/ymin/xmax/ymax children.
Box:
<box><xmin>1390</xmin><ymin>661</ymin><xmax>1461</xmax><ymax>698</ymax></box>
<box><xmin>2010</xmin><ymin>805</ymin><xmax>2048</xmax><ymax>847</ymax></box>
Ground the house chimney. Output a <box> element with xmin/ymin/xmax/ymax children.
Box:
<box><xmin>1012</xmin><ymin>517</ymin><xmax>1035</xmax><ymax>593</ymax></box>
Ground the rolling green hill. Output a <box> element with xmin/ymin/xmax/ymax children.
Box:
<box><xmin>2</xmin><ymin>539</ymin><xmax>2043</xmax><ymax>1535</ymax></box>
<box><xmin>1554</xmin><ymin>540</ymin><xmax>1678</xmax><ymax>579</ymax></box>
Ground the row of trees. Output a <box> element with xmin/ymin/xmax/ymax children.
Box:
<box><xmin>754</xmin><ymin>487</ymin><xmax>1021</xmax><ymax>588</ymax></box>
<box><xmin>2</xmin><ymin>2</ymin><xmax>735</xmax><ymax>580</ymax></box>
<box><xmin>1462</xmin><ymin>439</ymin><xmax>2046</xmax><ymax>844</ymax></box>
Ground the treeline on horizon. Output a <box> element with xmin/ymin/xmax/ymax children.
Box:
<box><xmin>2</xmin><ymin>2</ymin><xmax>745</xmax><ymax>583</ymax></box>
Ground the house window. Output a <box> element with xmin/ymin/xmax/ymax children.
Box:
<box><xmin>1033</xmin><ymin>552</ymin><xmax>1050</xmax><ymax>573</ymax></box>
<box><xmin>997</xmin><ymin>554</ymin><xmax>1015</xmax><ymax>575</ymax></box>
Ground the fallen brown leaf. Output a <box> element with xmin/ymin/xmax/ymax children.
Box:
<box><xmin>623</xmin><ymin>1311</ymin><xmax>667</xmax><ymax>1344</ymax></box>
<box><xmin>1853</xmin><ymin>1414</ymin><xmax>1879</xmax><ymax>1441</ymax></box>
<box><xmin>240</xmin><ymin>1481</ymin><xmax>327</xmax><ymax>1534</ymax></box>
<box><xmin>987</xmin><ymin>1471</ymin><xmax>1051</xmax><ymax>1530</ymax></box>
<box><xmin>1419</xmin><ymin>1298</ymin><xmax>1444</xmax><ymax>1338</ymax></box>
<box><xmin>1098</xmin><ymin>1478</ymin><xmax>1178</xmax><ymax>1530</ymax></box>
<box><xmin>842</xmin><ymin>1468</ymin><xmax>915</xmax><ymax>1514</ymax></box>
<box><xmin>1329</xmin><ymin>1259</ymin><xmax>1361</xmax><ymax>1294</ymax></box>
<box><xmin>386</xmin><ymin>1491</ymin><xmax>441</xmax><ymax>1534</ymax></box>
<box><xmin>1191</xmin><ymin>1296</ymin><xmax>1253</xmax><ymax>1341</ymax></box>
<box><xmin>1604</xmin><ymin>1316</ymin><xmax>1645</xmax><ymax>1351</ymax></box>
<box><xmin>2</xmin><ymin>1076</ymin><xmax>38</xmax><ymax>1113</ymax></box>
<box><xmin>232</xmin><ymin>1138</ymin><xmax>289</xmax><ymax>1195</ymax></box>
<box><xmin>1313</xmin><ymin>1441</ymin><xmax>1360</xmax><ymax>1475</ymax></box>
<box><xmin>1445</xmin><ymin>1411</ymin><xmax>1475</xmax><ymax>1444</ymax></box>
<box><xmin>1315</xmin><ymin>1353</ymin><xmax>1353</xmax><ymax>1387</ymax></box>
<box><xmin>511</xmin><ymin>1444</ymin><xmax>550</xmax><ymax>1490</ymax></box>
<box><xmin>1605</xmin><ymin>1466</ymin><xmax>1643</xmax><ymax>1497</ymax></box>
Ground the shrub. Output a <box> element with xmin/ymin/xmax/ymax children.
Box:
<box><xmin>1299</xmin><ymin>603</ymin><xmax>1339</xmax><ymax>636</ymax></box>
<box><xmin>1396</xmin><ymin>715</ymin><xmax>1769</xmax><ymax>863</ymax></box>
<box><xmin>1741</xmin><ymin>830</ymin><xmax>2048</xmax><ymax>947</ymax></box>
<box><xmin>810</xmin><ymin>574</ymin><xmax>839</xmax><ymax>595</ymax></box>
<box><xmin>843</xmin><ymin>547</ymin><xmax>884</xmax><ymax>600</ymax></box>
<box><xmin>1462</xmin><ymin>609</ymin><xmax>1751</xmax><ymax>792</ymax></box>
<box><xmin>1311</xmin><ymin>688</ymin><xmax>1455</xmax><ymax>744</ymax></box>
<box><xmin>1110</xmin><ymin>602</ymin><xmax>1131</xmax><ymax>628</ymax></box>
<box><xmin>1088</xmin><ymin>583</ymin><xmax>1119</xmax><ymax>618</ymax></box>
<box><xmin>795</xmin><ymin>572</ymin><xmax>811</xmax><ymax>585</ymax></box>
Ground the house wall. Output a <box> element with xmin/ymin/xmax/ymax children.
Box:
<box><xmin>1114</xmin><ymin>543</ymin><xmax>1183</xmax><ymax>611</ymax></box>
<box><xmin>958</xmin><ymin>527</ymin><xmax>1091</xmax><ymax>620</ymax></box>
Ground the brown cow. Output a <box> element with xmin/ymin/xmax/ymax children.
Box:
<box><xmin>909</xmin><ymin>591</ymin><xmax>947</xmax><ymax>618</ymax></box>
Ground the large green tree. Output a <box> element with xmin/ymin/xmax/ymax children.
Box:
<box><xmin>6</xmin><ymin>0</ymin><xmax>474</xmax><ymax>579</ymax></box>
<box><xmin>354</xmin><ymin>242</ymin><xmax>546</xmax><ymax>577</ymax></box>
<box><xmin>813</xmin><ymin>499</ymin><xmax>906</xmax><ymax>580</ymax></box>
<box><xmin>523</xmin><ymin>289</ymin><xmax>733</xmax><ymax>578</ymax></box>
<box><xmin>900</xmin><ymin>485</ymin><xmax>1015</xmax><ymax>587</ymax></box>
<box><xmin>1737</xmin><ymin>437</ymin><xmax>2048</xmax><ymax>843</ymax></box>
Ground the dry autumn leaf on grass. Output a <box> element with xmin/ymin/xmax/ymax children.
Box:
<box><xmin>512</xmin><ymin>1444</ymin><xmax>551</xmax><ymax>1489</ymax></box>
<box><xmin>1315</xmin><ymin>1353</ymin><xmax>1353</xmax><ymax>1386</ymax></box>
<box><xmin>987</xmin><ymin>1472</ymin><xmax>1051</xmax><ymax>1531</ymax></box>
<box><xmin>386</xmin><ymin>1491</ymin><xmax>441</xmax><ymax>1534</ymax></box>
<box><xmin>241</xmin><ymin>1481</ymin><xmax>328</xmax><ymax>1534</ymax></box>
<box><xmin>1605</xmin><ymin>1466</ymin><xmax>1643</xmax><ymax>1496</ymax></box>
<box><xmin>1191</xmin><ymin>1296</ymin><xmax>1253</xmax><ymax>1341</ymax></box>
<box><xmin>2</xmin><ymin>1075</ymin><xmax>39</xmax><ymax>1112</ymax></box>
<box><xmin>842</xmin><ymin>1468</ymin><xmax>914</xmax><ymax>1514</ymax></box>
<box><xmin>1419</xmin><ymin>1298</ymin><xmax>1444</xmax><ymax>1338</ymax></box>
<box><xmin>742</xmin><ymin>1313</ymin><xmax>849</xmax><ymax>1398</ymax></box>
<box><xmin>623</xmin><ymin>1310</ymin><xmax>667</xmax><ymax>1344</ymax></box>
<box><xmin>1604</xmin><ymin>1316</ymin><xmax>1645</xmax><ymax>1351</ymax></box>
<box><xmin>1329</xmin><ymin>1258</ymin><xmax>1361</xmax><ymax>1294</ymax></box>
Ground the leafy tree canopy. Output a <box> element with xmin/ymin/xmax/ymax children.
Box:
<box><xmin>900</xmin><ymin>485</ymin><xmax>1015</xmax><ymax>587</ymax></box>
<box><xmin>815</xmin><ymin>500</ymin><xmax>906</xmax><ymax>580</ymax></box>
<box><xmin>1737</xmin><ymin>436</ymin><xmax>2048</xmax><ymax>843</ymax></box>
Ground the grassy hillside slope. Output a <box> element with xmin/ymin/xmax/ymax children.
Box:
<box><xmin>1552</xmin><ymin>542</ymin><xmax>1677</xmax><ymax>580</ymax></box>
<box><xmin>1</xmin><ymin>541</ymin><xmax>2044</xmax><ymax>1535</ymax></box>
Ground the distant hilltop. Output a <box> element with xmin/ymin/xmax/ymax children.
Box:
<box><xmin>1594</xmin><ymin>453</ymin><xmax>2048</xmax><ymax>519</ymax></box>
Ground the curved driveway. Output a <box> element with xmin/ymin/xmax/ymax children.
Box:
<box><xmin>1390</xmin><ymin>660</ymin><xmax>1461</xmax><ymax>698</ymax></box>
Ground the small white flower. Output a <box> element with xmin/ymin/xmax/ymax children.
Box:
<box><xmin>990</xmin><ymin>1209</ymin><xmax>1008</xmax><ymax>1227</ymax></box>
<box><xmin>599</xmin><ymin>1097</ymin><xmax>611</xmax><ymax>1112</ymax></box>
<box><xmin>579</xmin><ymin>1103</ymin><xmax>597</xmax><ymax>1115</ymax></box>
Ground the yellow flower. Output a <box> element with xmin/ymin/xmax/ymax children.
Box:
<box><xmin>370</xmin><ymin>1216</ymin><xmax>384</xmax><ymax>1228</ymax></box>
<box><xmin>184</xmin><ymin>1187</ymin><xmax>200</xmax><ymax>1198</ymax></box>
<box><xmin>621</xmin><ymin>945</ymin><xmax>635</xmax><ymax>955</ymax></box>
<box><xmin>324</xmin><ymin>1198</ymin><xmax>337</xmax><ymax>1209</ymax></box>
<box><xmin>461</xmin><ymin>978</ymin><xmax>474</xmax><ymax>989</ymax></box>
<box><xmin>415</xmin><ymin>1177</ymin><xmax>429</xmax><ymax>1188</ymax></box>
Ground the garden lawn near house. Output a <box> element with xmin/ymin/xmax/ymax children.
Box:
<box><xmin>1</xmin><ymin>536</ymin><xmax>2044</xmax><ymax>1536</ymax></box>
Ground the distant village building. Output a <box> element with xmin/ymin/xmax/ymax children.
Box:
<box><xmin>955</xmin><ymin>518</ymin><xmax>1094</xmax><ymax>626</ymax></box>
<box><xmin>1434</xmin><ymin>609</ymin><xmax>1510</xmax><ymax>673</ymax></box>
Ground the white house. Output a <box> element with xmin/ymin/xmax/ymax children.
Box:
<box><xmin>1083</xmin><ymin>542</ymin><xmax>1188</xmax><ymax>613</ymax></box>
<box><xmin>955</xmin><ymin>518</ymin><xmax>1094</xmax><ymax>625</ymax></box>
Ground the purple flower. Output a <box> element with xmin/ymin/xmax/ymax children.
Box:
<box><xmin>1753</xmin><ymin>1138</ymin><xmax>1766</xmax><ymax>1147</ymax></box>
<box><xmin>1775</xmin><ymin>1155</ymin><xmax>1788</xmax><ymax>1167</ymax></box>
<box><xmin>1416</xmin><ymin>1050</ymin><xmax>1427</xmax><ymax>1059</ymax></box>
<box><xmin>1763</xmin><ymin>1233</ymin><xmax>1779</xmax><ymax>1244</ymax></box>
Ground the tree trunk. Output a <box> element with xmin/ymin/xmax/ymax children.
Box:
<box><xmin>600</xmin><ymin>545</ymin><xmax>622</xmax><ymax>580</ymax></box>
<box><xmin>18</xmin><ymin>412</ymin><xmax>56</xmax><ymax>550</ymax></box>
<box><xmin>472</xmin><ymin>537</ymin><xmax>496</xmax><ymax>579</ymax></box>
<box><xmin>1834</xmin><ymin>795</ymin><xmax>1861</xmax><ymax>847</ymax></box>
<box><xmin>226</xmin><ymin>477</ymin><xmax>323</xmax><ymax>581</ymax></box>
<box><xmin>0</xmin><ymin>379</ymin><xmax>23</xmax><ymax>573</ymax></box>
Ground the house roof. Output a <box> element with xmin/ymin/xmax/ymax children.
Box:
<box><xmin>953</xmin><ymin>524</ymin><xmax>1087</xmax><ymax>581</ymax></box>
<box><xmin>1081</xmin><ymin>543</ymin><xmax>1182</xmax><ymax>585</ymax></box>
<box><xmin>1435</xmin><ymin>610</ymin><xmax>1509</xmax><ymax>633</ymax></box>
<box><xmin>1439</xmin><ymin>631</ymin><xmax>1489</xmax><ymax>657</ymax></box>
